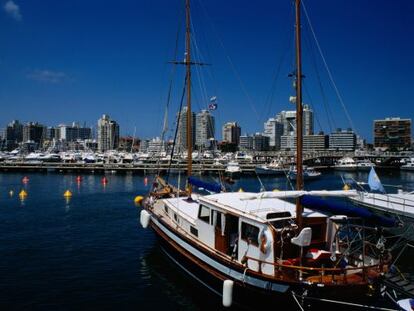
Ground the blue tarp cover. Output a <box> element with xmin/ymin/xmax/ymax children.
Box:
<box><xmin>301</xmin><ymin>195</ymin><xmax>398</xmax><ymax>228</ymax></box>
<box><xmin>188</xmin><ymin>177</ymin><xmax>221</xmax><ymax>193</ymax></box>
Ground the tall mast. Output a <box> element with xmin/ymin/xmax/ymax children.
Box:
<box><xmin>185</xmin><ymin>0</ymin><xmax>193</xmax><ymax>192</ymax></box>
<box><xmin>295</xmin><ymin>0</ymin><xmax>304</xmax><ymax>229</ymax></box>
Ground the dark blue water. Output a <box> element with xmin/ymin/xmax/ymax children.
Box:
<box><xmin>0</xmin><ymin>170</ymin><xmax>412</xmax><ymax>310</ymax></box>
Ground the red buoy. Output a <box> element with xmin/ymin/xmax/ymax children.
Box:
<box><xmin>101</xmin><ymin>177</ymin><xmax>108</xmax><ymax>184</ymax></box>
<box><xmin>22</xmin><ymin>176</ymin><xmax>29</xmax><ymax>184</ymax></box>
<box><xmin>144</xmin><ymin>177</ymin><xmax>148</xmax><ymax>186</ymax></box>
<box><xmin>76</xmin><ymin>176</ymin><xmax>82</xmax><ymax>183</ymax></box>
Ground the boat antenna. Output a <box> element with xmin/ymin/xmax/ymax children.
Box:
<box><xmin>295</xmin><ymin>0</ymin><xmax>304</xmax><ymax>230</ymax></box>
<box><xmin>185</xmin><ymin>0</ymin><xmax>193</xmax><ymax>194</ymax></box>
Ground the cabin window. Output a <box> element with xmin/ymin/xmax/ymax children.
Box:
<box><xmin>164</xmin><ymin>205</ymin><xmax>169</xmax><ymax>214</ymax></box>
<box><xmin>198</xmin><ymin>205</ymin><xmax>210</xmax><ymax>223</ymax></box>
<box><xmin>190</xmin><ymin>226</ymin><xmax>198</xmax><ymax>237</ymax></box>
<box><xmin>241</xmin><ymin>222</ymin><xmax>259</xmax><ymax>246</ymax></box>
<box><xmin>266</xmin><ymin>212</ymin><xmax>291</xmax><ymax>219</ymax></box>
<box><xmin>174</xmin><ymin>213</ymin><xmax>178</xmax><ymax>222</ymax></box>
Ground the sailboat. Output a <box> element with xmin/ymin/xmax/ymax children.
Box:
<box><xmin>139</xmin><ymin>0</ymin><xmax>397</xmax><ymax>309</ymax></box>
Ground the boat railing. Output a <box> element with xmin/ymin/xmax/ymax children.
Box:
<box><xmin>244</xmin><ymin>255</ymin><xmax>385</xmax><ymax>283</ymax></box>
<box><xmin>368</xmin><ymin>193</ymin><xmax>414</xmax><ymax>211</ymax></box>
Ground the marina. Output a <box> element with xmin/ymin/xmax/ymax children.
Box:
<box><xmin>0</xmin><ymin>171</ymin><xmax>413</xmax><ymax>310</ymax></box>
<box><xmin>1</xmin><ymin>0</ymin><xmax>413</xmax><ymax>310</ymax></box>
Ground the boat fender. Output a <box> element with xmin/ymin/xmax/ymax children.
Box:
<box><xmin>259</xmin><ymin>229</ymin><xmax>272</xmax><ymax>254</ymax></box>
<box><xmin>222</xmin><ymin>280</ymin><xmax>234</xmax><ymax>307</ymax></box>
<box><xmin>140</xmin><ymin>210</ymin><xmax>151</xmax><ymax>229</ymax></box>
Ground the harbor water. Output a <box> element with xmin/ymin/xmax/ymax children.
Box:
<box><xmin>0</xmin><ymin>170</ymin><xmax>413</xmax><ymax>310</ymax></box>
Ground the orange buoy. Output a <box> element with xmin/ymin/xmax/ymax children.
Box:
<box><xmin>76</xmin><ymin>176</ymin><xmax>82</xmax><ymax>183</ymax></box>
<box><xmin>22</xmin><ymin>176</ymin><xmax>29</xmax><ymax>184</ymax></box>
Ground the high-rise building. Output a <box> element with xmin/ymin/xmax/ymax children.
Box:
<box><xmin>58</xmin><ymin>122</ymin><xmax>92</xmax><ymax>142</ymax></box>
<box><xmin>239</xmin><ymin>135</ymin><xmax>253</xmax><ymax>150</ymax></box>
<box><xmin>329</xmin><ymin>128</ymin><xmax>356</xmax><ymax>151</ymax></box>
<box><xmin>263</xmin><ymin>117</ymin><xmax>283</xmax><ymax>150</ymax></box>
<box><xmin>4</xmin><ymin>120</ymin><xmax>23</xmax><ymax>150</ymax></box>
<box><xmin>374</xmin><ymin>117</ymin><xmax>411</xmax><ymax>150</ymax></box>
<box><xmin>23</xmin><ymin>122</ymin><xmax>46</xmax><ymax>145</ymax></box>
<box><xmin>177</xmin><ymin>106</ymin><xmax>196</xmax><ymax>150</ymax></box>
<box><xmin>303</xmin><ymin>133</ymin><xmax>328</xmax><ymax>151</ymax></box>
<box><xmin>222</xmin><ymin>122</ymin><xmax>241</xmax><ymax>145</ymax></box>
<box><xmin>276</xmin><ymin>104</ymin><xmax>313</xmax><ymax>137</ymax></box>
<box><xmin>195</xmin><ymin>110</ymin><xmax>215</xmax><ymax>148</ymax></box>
<box><xmin>97</xmin><ymin>114</ymin><xmax>119</xmax><ymax>151</ymax></box>
<box><xmin>148</xmin><ymin>137</ymin><xmax>166</xmax><ymax>153</ymax></box>
<box><xmin>252</xmin><ymin>133</ymin><xmax>270</xmax><ymax>151</ymax></box>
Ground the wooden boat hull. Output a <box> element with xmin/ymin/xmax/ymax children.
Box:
<box><xmin>147</xmin><ymin>209</ymin><xmax>386</xmax><ymax>310</ymax></box>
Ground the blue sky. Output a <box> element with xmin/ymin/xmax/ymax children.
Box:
<box><xmin>0</xmin><ymin>0</ymin><xmax>413</xmax><ymax>142</ymax></box>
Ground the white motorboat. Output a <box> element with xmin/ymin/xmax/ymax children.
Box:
<box><xmin>225</xmin><ymin>161</ymin><xmax>241</xmax><ymax>178</ymax></box>
<box><xmin>334</xmin><ymin>157</ymin><xmax>358</xmax><ymax>171</ymax></box>
<box><xmin>356</xmin><ymin>159</ymin><xmax>375</xmax><ymax>171</ymax></box>
<box><xmin>350</xmin><ymin>189</ymin><xmax>414</xmax><ymax>222</ymax></box>
<box><xmin>255</xmin><ymin>159</ymin><xmax>287</xmax><ymax>176</ymax></box>
<box><xmin>288</xmin><ymin>165</ymin><xmax>321</xmax><ymax>181</ymax></box>
<box><xmin>401</xmin><ymin>158</ymin><xmax>414</xmax><ymax>171</ymax></box>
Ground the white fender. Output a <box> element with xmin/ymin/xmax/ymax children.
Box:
<box><xmin>222</xmin><ymin>279</ymin><xmax>234</xmax><ymax>307</ymax></box>
<box><xmin>140</xmin><ymin>210</ymin><xmax>151</xmax><ymax>229</ymax></box>
<box><xmin>259</xmin><ymin>229</ymin><xmax>272</xmax><ymax>255</ymax></box>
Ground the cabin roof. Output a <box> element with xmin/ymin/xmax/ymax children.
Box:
<box><xmin>201</xmin><ymin>192</ymin><xmax>326</xmax><ymax>223</ymax></box>
<box><xmin>162</xmin><ymin>192</ymin><xmax>327</xmax><ymax>225</ymax></box>
<box><xmin>163</xmin><ymin>197</ymin><xmax>199</xmax><ymax>225</ymax></box>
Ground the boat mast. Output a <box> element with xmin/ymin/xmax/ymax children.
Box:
<box><xmin>185</xmin><ymin>0</ymin><xmax>193</xmax><ymax>193</ymax></box>
<box><xmin>295</xmin><ymin>0</ymin><xmax>304</xmax><ymax>229</ymax></box>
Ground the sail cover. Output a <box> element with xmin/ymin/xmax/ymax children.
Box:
<box><xmin>188</xmin><ymin>177</ymin><xmax>222</xmax><ymax>193</ymax></box>
<box><xmin>301</xmin><ymin>195</ymin><xmax>398</xmax><ymax>227</ymax></box>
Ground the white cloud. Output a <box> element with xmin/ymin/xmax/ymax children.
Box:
<box><xmin>4</xmin><ymin>0</ymin><xmax>21</xmax><ymax>21</ymax></box>
<box><xmin>27</xmin><ymin>70</ymin><xmax>68</xmax><ymax>83</ymax></box>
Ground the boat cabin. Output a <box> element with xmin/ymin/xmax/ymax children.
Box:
<box><xmin>157</xmin><ymin>192</ymin><xmax>329</xmax><ymax>277</ymax></box>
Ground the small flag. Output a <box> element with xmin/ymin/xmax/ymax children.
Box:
<box><xmin>208</xmin><ymin>103</ymin><xmax>217</xmax><ymax>110</ymax></box>
<box><xmin>368</xmin><ymin>167</ymin><xmax>385</xmax><ymax>193</ymax></box>
<box><xmin>209</xmin><ymin>96</ymin><xmax>217</xmax><ymax>110</ymax></box>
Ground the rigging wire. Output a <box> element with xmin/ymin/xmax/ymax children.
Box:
<box><xmin>302</xmin><ymin>23</ymin><xmax>336</xmax><ymax>132</ymax></box>
<box><xmin>302</xmin><ymin>0</ymin><xmax>357</xmax><ymax>134</ymax></box>
<box><xmin>262</xmin><ymin>4</ymin><xmax>295</xmax><ymax>123</ymax></box>
<box><xmin>166</xmin><ymin>76</ymin><xmax>187</xmax><ymax>183</ymax></box>
<box><xmin>302</xmin><ymin>81</ymin><xmax>324</xmax><ymax>133</ymax></box>
<box><xmin>154</xmin><ymin>12</ymin><xmax>183</xmax><ymax>180</ymax></box>
<box><xmin>196</xmin><ymin>0</ymin><xmax>260</xmax><ymax>122</ymax></box>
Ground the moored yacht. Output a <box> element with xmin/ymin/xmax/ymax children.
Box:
<box><xmin>255</xmin><ymin>159</ymin><xmax>287</xmax><ymax>176</ymax></box>
<box><xmin>288</xmin><ymin>165</ymin><xmax>321</xmax><ymax>181</ymax></box>
<box><xmin>334</xmin><ymin>157</ymin><xmax>357</xmax><ymax>171</ymax></box>
<box><xmin>225</xmin><ymin>161</ymin><xmax>241</xmax><ymax>178</ymax></box>
<box><xmin>401</xmin><ymin>158</ymin><xmax>414</xmax><ymax>171</ymax></box>
<box><xmin>356</xmin><ymin>159</ymin><xmax>375</xmax><ymax>171</ymax></box>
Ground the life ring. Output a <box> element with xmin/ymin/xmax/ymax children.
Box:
<box><xmin>259</xmin><ymin>229</ymin><xmax>272</xmax><ymax>254</ymax></box>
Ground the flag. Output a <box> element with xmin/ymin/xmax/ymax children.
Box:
<box><xmin>368</xmin><ymin>167</ymin><xmax>385</xmax><ymax>193</ymax></box>
<box><xmin>208</xmin><ymin>96</ymin><xmax>217</xmax><ymax>110</ymax></box>
<box><xmin>208</xmin><ymin>103</ymin><xmax>217</xmax><ymax>110</ymax></box>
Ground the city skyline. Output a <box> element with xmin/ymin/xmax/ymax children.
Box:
<box><xmin>1</xmin><ymin>1</ymin><xmax>413</xmax><ymax>142</ymax></box>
